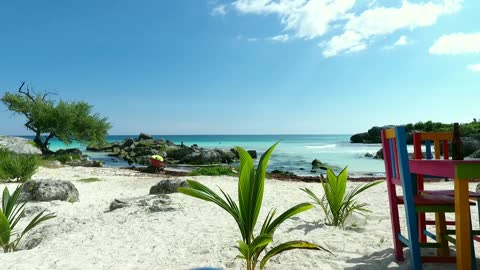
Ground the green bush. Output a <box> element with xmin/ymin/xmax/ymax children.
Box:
<box><xmin>302</xmin><ymin>167</ymin><xmax>381</xmax><ymax>228</ymax></box>
<box><xmin>0</xmin><ymin>149</ymin><xmax>39</xmax><ymax>183</ymax></box>
<box><xmin>187</xmin><ymin>166</ymin><xmax>237</xmax><ymax>176</ymax></box>
<box><xmin>0</xmin><ymin>185</ymin><xmax>56</xmax><ymax>252</ymax></box>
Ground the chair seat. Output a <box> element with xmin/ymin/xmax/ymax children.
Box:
<box><xmin>422</xmin><ymin>189</ymin><xmax>480</xmax><ymax>198</ymax></box>
<box><xmin>397</xmin><ymin>194</ymin><xmax>475</xmax><ymax>206</ymax></box>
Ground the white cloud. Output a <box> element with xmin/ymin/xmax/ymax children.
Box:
<box><xmin>233</xmin><ymin>0</ymin><xmax>355</xmax><ymax>39</ymax></box>
<box><xmin>229</xmin><ymin>0</ymin><xmax>462</xmax><ymax>57</ymax></box>
<box><xmin>429</xmin><ymin>33</ymin><xmax>480</xmax><ymax>55</ymax></box>
<box><xmin>323</xmin><ymin>0</ymin><xmax>462</xmax><ymax>57</ymax></box>
<box><xmin>269</xmin><ymin>34</ymin><xmax>290</xmax><ymax>42</ymax></box>
<box><xmin>467</xmin><ymin>64</ymin><xmax>480</xmax><ymax>72</ymax></box>
<box><xmin>211</xmin><ymin>4</ymin><xmax>227</xmax><ymax>16</ymax></box>
<box><xmin>394</xmin><ymin>35</ymin><xmax>408</xmax><ymax>46</ymax></box>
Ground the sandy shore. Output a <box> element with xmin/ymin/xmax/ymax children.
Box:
<box><xmin>1</xmin><ymin>166</ymin><xmax>479</xmax><ymax>270</ymax></box>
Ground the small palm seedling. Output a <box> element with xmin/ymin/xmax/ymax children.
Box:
<box><xmin>178</xmin><ymin>143</ymin><xmax>329</xmax><ymax>270</ymax></box>
<box><xmin>301</xmin><ymin>167</ymin><xmax>381</xmax><ymax>228</ymax></box>
<box><xmin>0</xmin><ymin>185</ymin><xmax>56</xmax><ymax>252</ymax></box>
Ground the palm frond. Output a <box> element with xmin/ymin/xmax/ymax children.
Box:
<box><xmin>259</xmin><ymin>241</ymin><xmax>330</xmax><ymax>269</ymax></box>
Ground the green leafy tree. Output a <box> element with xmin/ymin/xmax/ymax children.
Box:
<box><xmin>178</xmin><ymin>143</ymin><xmax>329</xmax><ymax>270</ymax></box>
<box><xmin>1</xmin><ymin>82</ymin><xmax>111</xmax><ymax>154</ymax></box>
<box><xmin>302</xmin><ymin>167</ymin><xmax>381</xmax><ymax>228</ymax></box>
<box><xmin>0</xmin><ymin>185</ymin><xmax>56</xmax><ymax>252</ymax></box>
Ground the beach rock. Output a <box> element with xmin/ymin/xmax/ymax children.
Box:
<box><xmin>248</xmin><ymin>150</ymin><xmax>257</xmax><ymax>159</ymax></box>
<box><xmin>21</xmin><ymin>180</ymin><xmax>79</xmax><ymax>203</ymax></box>
<box><xmin>364</xmin><ymin>153</ymin><xmax>374</xmax><ymax>158</ymax></box>
<box><xmin>374</xmin><ymin>148</ymin><xmax>384</xmax><ymax>159</ymax></box>
<box><xmin>181</xmin><ymin>149</ymin><xmax>223</xmax><ymax>164</ymax></box>
<box><xmin>149</xmin><ymin>179</ymin><xmax>188</xmax><ymax>194</ymax></box>
<box><xmin>0</xmin><ymin>136</ymin><xmax>42</xmax><ymax>155</ymax></box>
<box><xmin>214</xmin><ymin>148</ymin><xmax>236</xmax><ymax>163</ymax></box>
<box><xmin>138</xmin><ymin>133</ymin><xmax>153</xmax><ymax>141</ymax></box>
<box><xmin>122</xmin><ymin>138</ymin><xmax>135</xmax><ymax>148</ymax></box>
<box><xmin>166</xmin><ymin>147</ymin><xmax>197</xmax><ymax>160</ymax></box>
<box><xmin>311</xmin><ymin>159</ymin><xmax>324</xmax><ymax>169</ymax></box>
<box><xmin>66</xmin><ymin>159</ymin><xmax>103</xmax><ymax>167</ymax></box>
<box><xmin>109</xmin><ymin>194</ymin><xmax>173</xmax><ymax>212</ymax></box>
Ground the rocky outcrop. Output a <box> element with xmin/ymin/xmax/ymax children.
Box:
<box><xmin>87</xmin><ymin>133</ymin><xmax>241</xmax><ymax>166</ymax></box>
<box><xmin>350</xmin><ymin>126</ymin><xmax>413</xmax><ymax>144</ymax></box>
<box><xmin>311</xmin><ymin>159</ymin><xmax>326</xmax><ymax>170</ymax></box>
<box><xmin>20</xmin><ymin>180</ymin><xmax>79</xmax><ymax>203</ymax></box>
<box><xmin>0</xmin><ymin>136</ymin><xmax>42</xmax><ymax>155</ymax></box>
<box><xmin>149</xmin><ymin>179</ymin><xmax>188</xmax><ymax>195</ymax></box>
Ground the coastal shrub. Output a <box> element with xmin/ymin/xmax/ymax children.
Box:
<box><xmin>179</xmin><ymin>143</ymin><xmax>329</xmax><ymax>270</ymax></box>
<box><xmin>0</xmin><ymin>185</ymin><xmax>56</xmax><ymax>252</ymax></box>
<box><xmin>187</xmin><ymin>166</ymin><xmax>237</xmax><ymax>176</ymax></box>
<box><xmin>0</xmin><ymin>149</ymin><xmax>39</xmax><ymax>183</ymax></box>
<box><xmin>301</xmin><ymin>167</ymin><xmax>381</xmax><ymax>228</ymax></box>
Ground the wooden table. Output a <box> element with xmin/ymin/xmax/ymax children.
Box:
<box><xmin>409</xmin><ymin>159</ymin><xmax>480</xmax><ymax>270</ymax></box>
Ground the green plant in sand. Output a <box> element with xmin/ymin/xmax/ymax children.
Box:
<box><xmin>301</xmin><ymin>167</ymin><xmax>381</xmax><ymax>228</ymax></box>
<box><xmin>78</xmin><ymin>177</ymin><xmax>102</xmax><ymax>183</ymax></box>
<box><xmin>178</xmin><ymin>143</ymin><xmax>329</xmax><ymax>270</ymax></box>
<box><xmin>0</xmin><ymin>185</ymin><xmax>56</xmax><ymax>252</ymax></box>
<box><xmin>0</xmin><ymin>148</ymin><xmax>39</xmax><ymax>183</ymax></box>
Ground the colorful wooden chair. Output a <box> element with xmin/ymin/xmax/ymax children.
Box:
<box><xmin>413</xmin><ymin>131</ymin><xmax>480</xmax><ymax>243</ymax></box>
<box><xmin>381</xmin><ymin>127</ymin><xmax>472</xmax><ymax>269</ymax></box>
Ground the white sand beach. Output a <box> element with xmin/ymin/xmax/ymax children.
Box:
<box><xmin>1</xmin><ymin>166</ymin><xmax>479</xmax><ymax>270</ymax></box>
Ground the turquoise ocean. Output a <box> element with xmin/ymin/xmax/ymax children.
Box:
<box><xmin>25</xmin><ymin>135</ymin><xmax>386</xmax><ymax>176</ymax></box>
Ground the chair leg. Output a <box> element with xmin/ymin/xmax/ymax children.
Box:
<box><xmin>386</xmin><ymin>182</ymin><xmax>404</xmax><ymax>261</ymax></box>
<box><xmin>419</xmin><ymin>213</ymin><xmax>427</xmax><ymax>243</ymax></box>
<box><xmin>435</xmin><ymin>212</ymin><xmax>449</xmax><ymax>257</ymax></box>
<box><xmin>470</xmin><ymin>218</ymin><xmax>477</xmax><ymax>270</ymax></box>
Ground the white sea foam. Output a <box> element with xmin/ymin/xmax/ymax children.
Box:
<box><xmin>304</xmin><ymin>144</ymin><xmax>337</xmax><ymax>149</ymax></box>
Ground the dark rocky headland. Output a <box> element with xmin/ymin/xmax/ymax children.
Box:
<box><xmin>351</xmin><ymin>125</ymin><xmax>480</xmax><ymax>159</ymax></box>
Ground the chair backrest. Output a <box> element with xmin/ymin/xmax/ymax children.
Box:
<box><xmin>413</xmin><ymin>132</ymin><xmax>452</xmax><ymax>160</ymax></box>
<box><xmin>381</xmin><ymin>127</ymin><xmax>419</xmax><ymax>241</ymax></box>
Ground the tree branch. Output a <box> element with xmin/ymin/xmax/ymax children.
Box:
<box><xmin>18</xmin><ymin>81</ymin><xmax>35</xmax><ymax>102</ymax></box>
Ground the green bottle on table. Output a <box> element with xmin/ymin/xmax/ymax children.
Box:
<box><xmin>452</xmin><ymin>122</ymin><xmax>464</xmax><ymax>160</ymax></box>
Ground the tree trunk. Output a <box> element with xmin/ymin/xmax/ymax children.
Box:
<box><xmin>34</xmin><ymin>133</ymin><xmax>52</xmax><ymax>155</ymax></box>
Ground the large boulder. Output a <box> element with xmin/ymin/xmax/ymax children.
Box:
<box><xmin>21</xmin><ymin>180</ymin><xmax>79</xmax><ymax>202</ymax></box>
<box><xmin>138</xmin><ymin>133</ymin><xmax>153</xmax><ymax>141</ymax></box>
<box><xmin>86</xmin><ymin>143</ymin><xmax>114</xmax><ymax>152</ymax></box>
<box><xmin>311</xmin><ymin>159</ymin><xmax>324</xmax><ymax>169</ymax></box>
<box><xmin>214</xmin><ymin>148</ymin><xmax>236</xmax><ymax>163</ymax></box>
<box><xmin>66</xmin><ymin>159</ymin><xmax>103</xmax><ymax>167</ymax></box>
<box><xmin>149</xmin><ymin>179</ymin><xmax>188</xmax><ymax>194</ymax></box>
<box><xmin>167</xmin><ymin>147</ymin><xmax>197</xmax><ymax>160</ymax></box>
<box><xmin>374</xmin><ymin>148</ymin><xmax>384</xmax><ymax>159</ymax></box>
<box><xmin>181</xmin><ymin>149</ymin><xmax>222</xmax><ymax>164</ymax></box>
<box><xmin>109</xmin><ymin>194</ymin><xmax>173</xmax><ymax>212</ymax></box>
<box><xmin>122</xmin><ymin>138</ymin><xmax>135</xmax><ymax>148</ymax></box>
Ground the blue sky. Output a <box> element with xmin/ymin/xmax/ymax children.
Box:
<box><xmin>0</xmin><ymin>0</ymin><xmax>479</xmax><ymax>135</ymax></box>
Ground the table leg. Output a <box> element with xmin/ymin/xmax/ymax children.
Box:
<box><xmin>454</xmin><ymin>177</ymin><xmax>472</xmax><ymax>270</ymax></box>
